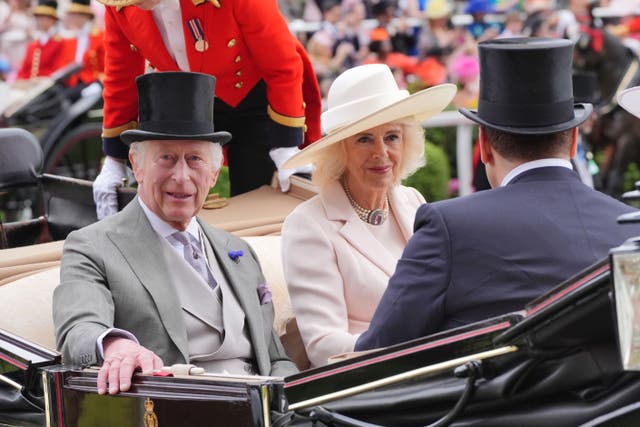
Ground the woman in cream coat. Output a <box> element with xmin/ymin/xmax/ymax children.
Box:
<box><xmin>281</xmin><ymin>64</ymin><xmax>456</xmax><ymax>367</ymax></box>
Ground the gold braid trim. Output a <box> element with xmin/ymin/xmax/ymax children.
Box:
<box><xmin>102</xmin><ymin>121</ymin><xmax>138</xmax><ymax>138</ymax></box>
<box><xmin>267</xmin><ymin>105</ymin><xmax>305</xmax><ymax>128</ymax></box>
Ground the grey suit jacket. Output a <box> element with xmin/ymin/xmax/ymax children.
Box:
<box><xmin>53</xmin><ymin>199</ymin><xmax>297</xmax><ymax>377</ymax></box>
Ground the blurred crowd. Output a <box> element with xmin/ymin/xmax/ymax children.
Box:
<box><xmin>281</xmin><ymin>0</ymin><xmax>640</xmax><ymax>111</ymax></box>
<box><xmin>0</xmin><ymin>0</ymin><xmax>104</xmax><ymax>87</ymax></box>
<box><xmin>1</xmin><ymin>0</ymin><xmax>640</xmax><ymax>109</ymax></box>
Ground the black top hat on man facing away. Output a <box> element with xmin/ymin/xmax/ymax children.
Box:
<box><xmin>121</xmin><ymin>72</ymin><xmax>232</xmax><ymax>145</ymax></box>
<box><xmin>459</xmin><ymin>37</ymin><xmax>593</xmax><ymax>135</ymax></box>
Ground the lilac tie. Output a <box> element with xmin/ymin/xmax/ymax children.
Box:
<box><xmin>171</xmin><ymin>231</ymin><xmax>218</xmax><ymax>289</ymax></box>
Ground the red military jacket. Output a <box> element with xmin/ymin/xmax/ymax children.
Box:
<box><xmin>17</xmin><ymin>35</ymin><xmax>68</xmax><ymax>79</ymax></box>
<box><xmin>64</xmin><ymin>27</ymin><xmax>106</xmax><ymax>86</ymax></box>
<box><xmin>102</xmin><ymin>0</ymin><xmax>321</xmax><ymax>145</ymax></box>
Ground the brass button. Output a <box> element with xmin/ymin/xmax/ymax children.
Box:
<box><xmin>130</xmin><ymin>44</ymin><xmax>137</xmax><ymax>52</ymax></box>
<box><xmin>227</xmin><ymin>38</ymin><xmax>236</xmax><ymax>48</ymax></box>
<box><xmin>235</xmin><ymin>70</ymin><xmax>242</xmax><ymax>77</ymax></box>
<box><xmin>234</xmin><ymin>55</ymin><xmax>241</xmax><ymax>63</ymax></box>
<box><xmin>234</xmin><ymin>81</ymin><xmax>244</xmax><ymax>89</ymax></box>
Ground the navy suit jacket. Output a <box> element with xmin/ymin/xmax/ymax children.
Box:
<box><xmin>356</xmin><ymin>167</ymin><xmax>640</xmax><ymax>350</ymax></box>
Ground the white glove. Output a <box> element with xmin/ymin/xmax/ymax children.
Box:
<box><xmin>93</xmin><ymin>156</ymin><xmax>132</xmax><ymax>220</ymax></box>
<box><xmin>269</xmin><ymin>147</ymin><xmax>313</xmax><ymax>192</ymax></box>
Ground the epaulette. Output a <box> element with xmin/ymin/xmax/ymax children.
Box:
<box><xmin>192</xmin><ymin>0</ymin><xmax>220</xmax><ymax>7</ymax></box>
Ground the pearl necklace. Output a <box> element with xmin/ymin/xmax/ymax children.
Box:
<box><xmin>341</xmin><ymin>178</ymin><xmax>389</xmax><ymax>226</ymax></box>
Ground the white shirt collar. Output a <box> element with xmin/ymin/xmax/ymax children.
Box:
<box><xmin>500</xmin><ymin>158</ymin><xmax>573</xmax><ymax>187</ymax></box>
<box><xmin>138</xmin><ymin>197</ymin><xmax>200</xmax><ymax>242</ymax></box>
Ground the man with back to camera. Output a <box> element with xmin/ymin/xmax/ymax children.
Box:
<box><xmin>53</xmin><ymin>71</ymin><xmax>297</xmax><ymax>395</ymax></box>
<box><xmin>356</xmin><ymin>37</ymin><xmax>640</xmax><ymax>351</ymax></box>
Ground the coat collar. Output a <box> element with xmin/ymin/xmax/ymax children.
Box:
<box><xmin>120</xmin><ymin>6</ymin><xmax>180</xmax><ymax>71</ymax></box>
<box><xmin>320</xmin><ymin>180</ymin><xmax>416</xmax><ymax>276</ymax></box>
<box><xmin>508</xmin><ymin>165</ymin><xmax>582</xmax><ymax>186</ymax></box>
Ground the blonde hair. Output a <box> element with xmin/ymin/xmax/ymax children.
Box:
<box><xmin>312</xmin><ymin>119</ymin><xmax>426</xmax><ymax>188</ymax></box>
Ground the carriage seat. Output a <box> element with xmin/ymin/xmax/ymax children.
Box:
<box><xmin>0</xmin><ymin>236</ymin><xmax>310</xmax><ymax>370</ymax></box>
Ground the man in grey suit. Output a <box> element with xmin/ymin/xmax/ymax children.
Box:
<box><xmin>53</xmin><ymin>71</ymin><xmax>297</xmax><ymax>396</ymax></box>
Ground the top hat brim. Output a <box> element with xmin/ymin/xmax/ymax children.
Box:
<box><xmin>120</xmin><ymin>129</ymin><xmax>232</xmax><ymax>145</ymax></box>
<box><xmin>283</xmin><ymin>83</ymin><xmax>457</xmax><ymax>169</ymax></box>
<box><xmin>458</xmin><ymin>103</ymin><xmax>593</xmax><ymax>135</ymax></box>
<box><xmin>618</xmin><ymin>86</ymin><xmax>640</xmax><ymax>120</ymax></box>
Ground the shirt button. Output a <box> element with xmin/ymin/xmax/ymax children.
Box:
<box><xmin>227</xmin><ymin>38</ymin><xmax>236</xmax><ymax>48</ymax></box>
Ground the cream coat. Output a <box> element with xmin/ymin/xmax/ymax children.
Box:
<box><xmin>281</xmin><ymin>181</ymin><xmax>425</xmax><ymax>367</ymax></box>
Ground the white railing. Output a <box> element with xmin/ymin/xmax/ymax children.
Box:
<box><xmin>422</xmin><ymin>111</ymin><xmax>476</xmax><ymax>196</ymax></box>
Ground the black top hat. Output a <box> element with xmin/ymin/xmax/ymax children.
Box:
<box><xmin>121</xmin><ymin>72</ymin><xmax>232</xmax><ymax>145</ymax></box>
<box><xmin>33</xmin><ymin>0</ymin><xmax>58</xmax><ymax>19</ymax></box>
<box><xmin>459</xmin><ymin>37</ymin><xmax>593</xmax><ymax>135</ymax></box>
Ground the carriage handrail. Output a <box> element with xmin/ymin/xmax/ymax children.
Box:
<box><xmin>287</xmin><ymin>345</ymin><xmax>518</xmax><ymax>411</ymax></box>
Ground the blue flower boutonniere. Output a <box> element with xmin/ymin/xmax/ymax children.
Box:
<box><xmin>228</xmin><ymin>250</ymin><xmax>244</xmax><ymax>263</ymax></box>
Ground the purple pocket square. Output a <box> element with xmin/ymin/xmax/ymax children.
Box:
<box><xmin>257</xmin><ymin>283</ymin><xmax>272</xmax><ymax>305</ymax></box>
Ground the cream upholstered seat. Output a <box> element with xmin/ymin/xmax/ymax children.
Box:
<box><xmin>0</xmin><ymin>236</ymin><xmax>309</xmax><ymax>369</ymax></box>
<box><xmin>0</xmin><ymin>266</ymin><xmax>60</xmax><ymax>351</ymax></box>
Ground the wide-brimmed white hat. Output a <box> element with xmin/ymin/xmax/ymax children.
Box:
<box><xmin>618</xmin><ymin>86</ymin><xmax>640</xmax><ymax>119</ymax></box>
<box><xmin>283</xmin><ymin>64</ymin><xmax>456</xmax><ymax>168</ymax></box>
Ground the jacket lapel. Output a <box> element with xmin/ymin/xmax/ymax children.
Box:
<box><xmin>198</xmin><ymin>219</ymin><xmax>270</xmax><ymax>373</ymax></box>
<box><xmin>323</xmin><ymin>181</ymin><xmax>398</xmax><ymax>277</ymax></box>
<box><xmin>122</xmin><ymin>6</ymin><xmax>180</xmax><ymax>70</ymax></box>
<box><xmin>106</xmin><ymin>199</ymin><xmax>189</xmax><ymax>361</ymax></box>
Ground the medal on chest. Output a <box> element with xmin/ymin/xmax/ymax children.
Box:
<box><xmin>187</xmin><ymin>18</ymin><xmax>209</xmax><ymax>52</ymax></box>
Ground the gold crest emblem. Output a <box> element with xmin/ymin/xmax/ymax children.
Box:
<box><xmin>143</xmin><ymin>398</ymin><xmax>158</xmax><ymax>427</ymax></box>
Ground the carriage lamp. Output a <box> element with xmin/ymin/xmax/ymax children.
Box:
<box><xmin>611</xmin><ymin>234</ymin><xmax>640</xmax><ymax>370</ymax></box>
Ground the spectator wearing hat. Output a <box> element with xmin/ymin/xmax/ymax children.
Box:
<box><xmin>61</xmin><ymin>0</ymin><xmax>105</xmax><ymax>97</ymax></box>
<box><xmin>281</xmin><ymin>64</ymin><xmax>456</xmax><ymax>367</ymax></box>
<box><xmin>418</xmin><ymin>0</ymin><xmax>458</xmax><ymax>60</ymax></box>
<box><xmin>91</xmin><ymin>0</ymin><xmax>322</xmax><ymax>220</ymax></box>
<box><xmin>16</xmin><ymin>0</ymin><xmax>68</xmax><ymax>79</ymax></box>
<box><xmin>356</xmin><ymin>38</ymin><xmax>640</xmax><ymax>350</ymax></box>
<box><xmin>53</xmin><ymin>71</ymin><xmax>298</xmax><ymax>396</ymax></box>
<box><xmin>464</xmin><ymin>0</ymin><xmax>501</xmax><ymax>40</ymax></box>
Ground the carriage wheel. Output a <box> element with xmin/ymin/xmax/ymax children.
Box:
<box><xmin>43</xmin><ymin>122</ymin><xmax>104</xmax><ymax>181</ymax></box>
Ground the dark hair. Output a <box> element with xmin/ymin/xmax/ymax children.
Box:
<box><xmin>483</xmin><ymin>126</ymin><xmax>573</xmax><ymax>162</ymax></box>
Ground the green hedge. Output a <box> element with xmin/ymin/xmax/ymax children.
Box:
<box><xmin>403</xmin><ymin>140</ymin><xmax>451</xmax><ymax>202</ymax></box>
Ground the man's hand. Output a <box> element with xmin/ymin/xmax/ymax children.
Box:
<box><xmin>93</xmin><ymin>156</ymin><xmax>131</xmax><ymax>220</ymax></box>
<box><xmin>269</xmin><ymin>147</ymin><xmax>313</xmax><ymax>192</ymax></box>
<box><xmin>97</xmin><ymin>337</ymin><xmax>163</xmax><ymax>395</ymax></box>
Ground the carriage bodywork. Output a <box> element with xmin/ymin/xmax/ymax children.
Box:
<box><xmin>3</xmin><ymin>255</ymin><xmax>640</xmax><ymax>426</ymax></box>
